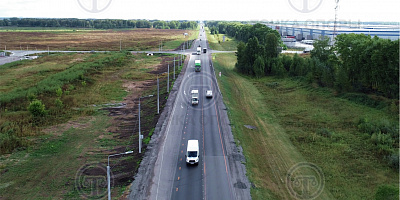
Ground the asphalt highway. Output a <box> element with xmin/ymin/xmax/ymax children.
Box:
<box><xmin>143</xmin><ymin>25</ymin><xmax>251</xmax><ymax>200</ymax></box>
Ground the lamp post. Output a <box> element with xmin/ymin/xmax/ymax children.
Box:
<box><xmin>157</xmin><ymin>72</ymin><xmax>167</xmax><ymax>114</ymax></box>
<box><xmin>107</xmin><ymin>151</ymin><xmax>133</xmax><ymax>200</ymax></box>
<box><xmin>167</xmin><ymin>63</ymin><xmax>170</xmax><ymax>93</ymax></box>
<box><xmin>173</xmin><ymin>57</ymin><xmax>176</xmax><ymax>80</ymax></box>
<box><xmin>139</xmin><ymin>94</ymin><xmax>154</xmax><ymax>153</ymax></box>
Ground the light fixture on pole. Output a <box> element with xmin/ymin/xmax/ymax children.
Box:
<box><xmin>167</xmin><ymin>63</ymin><xmax>170</xmax><ymax>93</ymax></box>
<box><xmin>173</xmin><ymin>57</ymin><xmax>176</xmax><ymax>80</ymax></box>
<box><xmin>157</xmin><ymin>72</ymin><xmax>167</xmax><ymax>114</ymax></box>
<box><xmin>107</xmin><ymin>151</ymin><xmax>133</xmax><ymax>200</ymax></box>
<box><xmin>138</xmin><ymin>94</ymin><xmax>154</xmax><ymax>153</ymax></box>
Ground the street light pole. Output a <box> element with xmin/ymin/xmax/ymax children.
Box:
<box><xmin>167</xmin><ymin>63</ymin><xmax>170</xmax><ymax>93</ymax></box>
<box><xmin>157</xmin><ymin>74</ymin><xmax>160</xmax><ymax>114</ymax></box>
<box><xmin>173</xmin><ymin>57</ymin><xmax>176</xmax><ymax>80</ymax></box>
<box><xmin>107</xmin><ymin>151</ymin><xmax>133</xmax><ymax>200</ymax></box>
<box><xmin>138</xmin><ymin>95</ymin><xmax>153</xmax><ymax>153</ymax></box>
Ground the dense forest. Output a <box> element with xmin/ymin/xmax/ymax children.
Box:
<box><xmin>0</xmin><ymin>18</ymin><xmax>198</xmax><ymax>29</ymax></box>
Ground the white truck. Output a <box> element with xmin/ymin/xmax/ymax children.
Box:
<box><xmin>191</xmin><ymin>90</ymin><xmax>199</xmax><ymax>105</ymax></box>
<box><xmin>186</xmin><ymin>140</ymin><xmax>199</xmax><ymax>165</ymax></box>
<box><xmin>196</xmin><ymin>46</ymin><xmax>201</xmax><ymax>55</ymax></box>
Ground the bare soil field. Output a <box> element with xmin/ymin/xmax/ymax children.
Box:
<box><xmin>0</xmin><ymin>29</ymin><xmax>193</xmax><ymax>51</ymax></box>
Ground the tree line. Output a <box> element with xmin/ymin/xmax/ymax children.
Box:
<box><xmin>206</xmin><ymin>21</ymin><xmax>281</xmax><ymax>44</ymax></box>
<box><xmin>229</xmin><ymin>22</ymin><xmax>399</xmax><ymax>171</ymax></box>
<box><xmin>229</xmin><ymin>22</ymin><xmax>399</xmax><ymax>99</ymax></box>
<box><xmin>0</xmin><ymin>18</ymin><xmax>197</xmax><ymax>29</ymax></box>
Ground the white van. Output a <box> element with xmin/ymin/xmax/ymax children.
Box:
<box><xmin>186</xmin><ymin>140</ymin><xmax>199</xmax><ymax>165</ymax></box>
<box><xmin>191</xmin><ymin>90</ymin><xmax>199</xmax><ymax>105</ymax></box>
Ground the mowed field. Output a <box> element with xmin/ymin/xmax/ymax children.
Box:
<box><xmin>0</xmin><ymin>28</ymin><xmax>196</xmax><ymax>51</ymax></box>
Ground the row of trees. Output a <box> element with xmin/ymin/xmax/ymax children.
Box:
<box><xmin>233</xmin><ymin>23</ymin><xmax>399</xmax><ymax>99</ymax></box>
<box><xmin>0</xmin><ymin>18</ymin><xmax>197</xmax><ymax>29</ymax></box>
<box><xmin>206</xmin><ymin>21</ymin><xmax>280</xmax><ymax>44</ymax></box>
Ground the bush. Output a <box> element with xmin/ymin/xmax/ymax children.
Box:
<box><xmin>28</xmin><ymin>100</ymin><xmax>47</xmax><ymax>117</ymax></box>
<box><xmin>56</xmin><ymin>87</ymin><xmax>63</xmax><ymax>97</ymax></box>
<box><xmin>374</xmin><ymin>184</ymin><xmax>399</xmax><ymax>200</ymax></box>
<box><xmin>55</xmin><ymin>98</ymin><xmax>63</xmax><ymax>109</ymax></box>
<box><xmin>386</xmin><ymin>152</ymin><xmax>399</xmax><ymax>170</ymax></box>
<box><xmin>316</xmin><ymin>128</ymin><xmax>333</xmax><ymax>138</ymax></box>
<box><xmin>0</xmin><ymin>130</ymin><xmax>26</xmax><ymax>154</ymax></box>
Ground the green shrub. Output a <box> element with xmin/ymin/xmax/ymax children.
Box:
<box><xmin>55</xmin><ymin>98</ymin><xmax>63</xmax><ymax>109</ymax></box>
<box><xmin>387</xmin><ymin>152</ymin><xmax>399</xmax><ymax>170</ymax></box>
<box><xmin>374</xmin><ymin>184</ymin><xmax>399</xmax><ymax>200</ymax></box>
<box><xmin>56</xmin><ymin>87</ymin><xmax>63</xmax><ymax>97</ymax></box>
<box><xmin>317</xmin><ymin>128</ymin><xmax>333</xmax><ymax>138</ymax></box>
<box><xmin>28</xmin><ymin>100</ymin><xmax>47</xmax><ymax>117</ymax></box>
<box><xmin>27</xmin><ymin>92</ymin><xmax>37</xmax><ymax>101</ymax></box>
<box><xmin>0</xmin><ymin>130</ymin><xmax>26</xmax><ymax>154</ymax></box>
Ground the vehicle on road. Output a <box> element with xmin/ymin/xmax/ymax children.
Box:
<box><xmin>197</xmin><ymin>46</ymin><xmax>201</xmax><ymax>55</ymax></box>
<box><xmin>191</xmin><ymin>90</ymin><xmax>199</xmax><ymax>105</ymax></box>
<box><xmin>195</xmin><ymin>59</ymin><xmax>201</xmax><ymax>72</ymax></box>
<box><xmin>206</xmin><ymin>90</ymin><xmax>213</xmax><ymax>98</ymax></box>
<box><xmin>186</xmin><ymin>140</ymin><xmax>199</xmax><ymax>165</ymax></box>
<box><xmin>203</xmin><ymin>48</ymin><xmax>207</xmax><ymax>53</ymax></box>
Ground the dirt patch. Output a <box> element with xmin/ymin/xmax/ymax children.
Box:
<box><xmin>98</xmin><ymin>55</ymin><xmax>174</xmax><ymax>188</ymax></box>
<box><xmin>42</xmin><ymin>116</ymin><xmax>96</xmax><ymax>136</ymax></box>
<box><xmin>0</xmin><ymin>29</ymin><xmax>189</xmax><ymax>51</ymax></box>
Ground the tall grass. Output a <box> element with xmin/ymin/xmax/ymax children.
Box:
<box><xmin>213</xmin><ymin>52</ymin><xmax>399</xmax><ymax>199</ymax></box>
<box><xmin>0</xmin><ymin>53</ymin><xmax>129</xmax><ymax>106</ymax></box>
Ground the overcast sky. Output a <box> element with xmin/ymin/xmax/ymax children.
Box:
<box><xmin>0</xmin><ymin>0</ymin><xmax>399</xmax><ymax>22</ymax></box>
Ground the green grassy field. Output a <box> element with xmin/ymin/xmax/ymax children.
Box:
<box><xmin>0</xmin><ymin>52</ymin><xmax>183</xmax><ymax>199</ymax></box>
<box><xmin>205</xmin><ymin>27</ymin><xmax>238</xmax><ymax>51</ymax></box>
<box><xmin>162</xmin><ymin>26</ymin><xmax>199</xmax><ymax>50</ymax></box>
<box><xmin>212</xmin><ymin>53</ymin><xmax>399</xmax><ymax>199</ymax></box>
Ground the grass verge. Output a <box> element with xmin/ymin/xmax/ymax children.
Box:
<box><xmin>212</xmin><ymin>53</ymin><xmax>399</xmax><ymax>199</ymax></box>
<box><xmin>205</xmin><ymin>27</ymin><xmax>238</xmax><ymax>51</ymax></box>
<box><xmin>0</xmin><ymin>52</ymin><xmax>183</xmax><ymax>199</ymax></box>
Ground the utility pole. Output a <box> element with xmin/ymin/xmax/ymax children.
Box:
<box><xmin>333</xmin><ymin>0</ymin><xmax>340</xmax><ymax>44</ymax></box>
<box><xmin>167</xmin><ymin>63</ymin><xmax>170</xmax><ymax>93</ymax></box>
<box><xmin>173</xmin><ymin>57</ymin><xmax>176</xmax><ymax>79</ymax></box>
<box><xmin>138</xmin><ymin>95</ymin><xmax>153</xmax><ymax>153</ymax></box>
<box><xmin>107</xmin><ymin>151</ymin><xmax>133</xmax><ymax>200</ymax></box>
<box><xmin>157</xmin><ymin>74</ymin><xmax>160</xmax><ymax>114</ymax></box>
